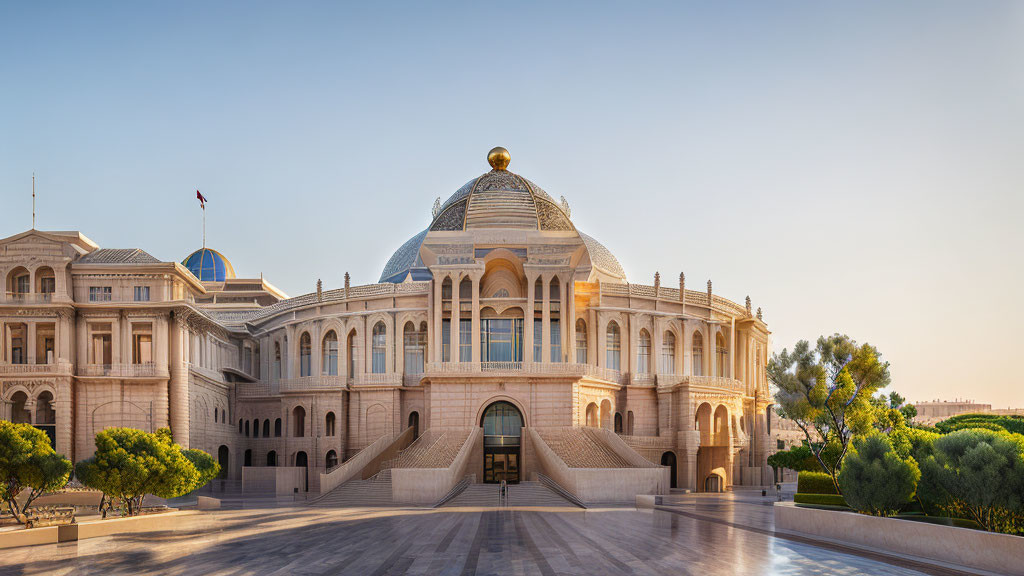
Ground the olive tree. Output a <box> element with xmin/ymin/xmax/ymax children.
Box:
<box><xmin>76</xmin><ymin>427</ymin><xmax>219</xmax><ymax>517</ymax></box>
<box><xmin>838</xmin><ymin>434</ymin><xmax>920</xmax><ymax>517</ymax></box>
<box><xmin>0</xmin><ymin>421</ymin><xmax>73</xmax><ymax>524</ymax></box>
<box><xmin>769</xmin><ymin>334</ymin><xmax>891</xmax><ymax>493</ymax></box>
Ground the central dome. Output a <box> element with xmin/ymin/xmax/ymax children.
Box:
<box><xmin>430</xmin><ymin>148</ymin><xmax>573</xmax><ymax>232</ymax></box>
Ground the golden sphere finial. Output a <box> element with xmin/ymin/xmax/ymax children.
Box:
<box><xmin>487</xmin><ymin>147</ymin><xmax>510</xmax><ymax>171</ymax></box>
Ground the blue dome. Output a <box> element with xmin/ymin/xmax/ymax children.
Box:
<box><xmin>183</xmin><ymin>248</ymin><xmax>236</xmax><ymax>282</ymax></box>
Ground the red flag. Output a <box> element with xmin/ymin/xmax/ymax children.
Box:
<box><xmin>196</xmin><ymin>190</ymin><xmax>208</xmax><ymax>209</ymax></box>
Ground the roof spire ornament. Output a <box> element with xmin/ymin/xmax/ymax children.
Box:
<box><xmin>432</xmin><ymin>197</ymin><xmax>441</xmax><ymax>219</ymax></box>
<box><xmin>344</xmin><ymin>272</ymin><xmax>350</xmax><ymax>299</ymax></box>
<box><xmin>559</xmin><ymin>195</ymin><xmax>571</xmax><ymax>217</ymax></box>
<box><xmin>745</xmin><ymin>296</ymin><xmax>752</xmax><ymax>316</ymax></box>
<box><xmin>487</xmin><ymin>146</ymin><xmax>511</xmax><ymax>171</ymax></box>
<box><xmin>654</xmin><ymin>271</ymin><xmax>660</xmax><ymax>295</ymax></box>
<box><xmin>679</xmin><ymin>272</ymin><xmax>685</xmax><ymax>302</ymax></box>
<box><xmin>707</xmin><ymin>280</ymin><xmax>713</xmax><ymax>305</ymax></box>
<box><xmin>756</xmin><ymin>307</ymin><xmax>763</xmax><ymax>321</ymax></box>
<box><xmin>317</xmin><ymin>279</ymin><xmax>323</xmax><ymax>302</ymax></box>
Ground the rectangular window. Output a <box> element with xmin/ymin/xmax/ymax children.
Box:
<box><xmin>576</xmin><ymin>326</ymin><xmax>587</xmax><ymax>364</ymax></box>
<box><xmin>89</xmin><ymin>286</ymin><xmax>112</xmax><ymax>302</ymax></box>
<box><xmin>39</xmin><ymin>277</ymin><xmax>55</xmax><ymax>294</ymax></box>
<box><xmin>549</xmin><ymin>319</ymin><xmax>561</xmax><ymax>363</ymax></box>
<box><xmin>11</xmin><ymin>337</ymin><xmax>24</xmax><ymax>364</ymax></box>
<box><xmin>459</xmin><ymin>319</ymin><xmax>471</xmax><ymax>362</ymax></box>
<box><xmin>14</xmin><ymin>275</ymin><xmax>29</xmax><ymax>294</ymax></box>
<box><xmin>533</xmin><ymin>319</ymin><xmax>542</xmax><ymax>361</ymax></box>
<box><xmin>134</xmin><ymin>286</ymin><xmax>150</xmax><ymax>302</ymax></box>
<box><xmin>480</xmin><ymin>318</ymin><xmax>522</xmax><ymax>363</ymax></box>
<box><xmin>91</xmin><ymin>324</ymin><xmax>112</xmax><ymax>365</ymax></box>
<box><xmin>777</xmin><ymin>439</ymin><xmax>785</xmax><ymax>450</ymax></box>
<box><xmin>404</xmin><ymin>329</ymin><xmax>425</xmax><ymax>374</ymax></box>
<box><xmin>244</xmin><ymin>347</ymin><xmax>253</xmax><ymax>374</ymax></box>
<box><xmin>441</xmin><ymin>319</ymin><xmax>451</xmax><ymax>362</ymax></box>
<box><xmin>132</xmin><ymin>333</ymin><xmax>152</xmax><ymax>364</ymax></box>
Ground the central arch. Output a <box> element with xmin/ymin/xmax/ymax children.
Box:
<box><xmin>480</xmin><ymin>400</ymin><xmax>524</xmax><ymax>484</ymax></box>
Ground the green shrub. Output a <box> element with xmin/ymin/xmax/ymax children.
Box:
<box><xmin>798</xmin><ymin>471</ymin><xmax>838</xmax><ymax>495</ymax></box>
<box><xmin>838</xmin><ymin>434</ymin><xmax>920</xmax><ymax>517</ymax></box>
<box><xmin>935</xmin><ymin>414</ymin><xmax>1024</xmax><ymax>436</ymax></box>
<box><xmin>0</xmin><ymin>421</ymin><xmax>73</xmax><ymax>524</ymax></box>
<box><xmin>794</xmin><ymin>493</ymin><xmax>847</xmax><ymax>507</ymax></box>
<box><xmin>917</xmin><ymin>428</ymin><xmax>1024</xmax><ymax>534</ymax></box>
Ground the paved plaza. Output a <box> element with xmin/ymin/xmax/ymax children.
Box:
<box><xmin>0</xmin><ymin>494</ymin><xmax>968</xmax><ymax>576</ymax></box>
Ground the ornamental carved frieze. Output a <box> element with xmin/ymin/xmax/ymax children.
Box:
<box><xmin>536</xmin><ymin>200</ymin><xmax>573</xmax><ymax>231</ymax></box>
<box><xmin>430</xmin><ymin>200</ymin><xmax>467</xmax><ymax>231</ymax></box>
<box><xmin>476</xmin><ymin>170</ymin><xmax>528</xmax><ymax>191</ymax></box>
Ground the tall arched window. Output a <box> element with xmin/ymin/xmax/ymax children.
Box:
<box><xmin>372</xmin><ymin>322</ymin><xmax>387</xmax><ymax>373</ymax></box>
<box><xmin>325</xmin><ymin>411</ymin><xmax>336</xmax><ymax>436</ymax></box>
<box><xmin>575</xmin><ymin>319</ymin><xmax>587</xmax><ymax>364</ymax></box>
<box><xmin>347</xmin><ymin>330</ymin><xmax>358</xmax><ymax>377</ymax></box>
<box><xmin>244</xmin><ymin>420</ymin><xmax>250</xmax><ymax>437</ymax></box>
<box><xmin>637</xmin><ymin>329</ymin><xmax>651</xmax><ymax>374</ymax></box>
<box><xmin>322</xmin><ymin>330</ymin><xmax>339</xmax><ymax>376</ymax></box>
<box><xmin>299</xmin><ymin>332</ymin><xmax>312</xmax><ymax>377</ymax></box>
<box><xmin>326</xmin><ymin>450</ymin><xmax>339</xmax><ymax>469</ymax></box>
<box><xmin>267</xmin><ymin>451</ymin><xmax>277</xmax><ymax>466</ymax></box>
<box><xmin>293</xmin><ymin>406</ymin><xmax>306</xmax><ymax>437</ymax></box>
<box><xmin>692</xmin><ymin>331</ymin><xmax>704</xmax><ymax>376</ymax></box>
<box><xmin>274</xmin><ymin>342</ymin><xmax>282</xmax><ymax>379</ymax></box>
<box><xmin>262</xmin><ymin>419</ymin><xmax>270</xmax><ymax>437</ymax></box>
<box><xmin>661</xmin><ymin>331</ymin><xmax>676</xmax><ymax>374</ymax></box>
<box><xmin>404</xmin><ymin>322</ymin><xmax>426</xmax><ymax>374</ymax></box>
<box><xmin>274</xmin><ymin>418</ymin><xmax>282</xmax><ymax>437</ymax></box>
<box><xmin>606</xmin><ymin>321</ymin><xmax>621</xmax><ymax>371</ymax></box>
<box><xmin>253</xmin><ymin>418</ymin><xmax>260</xmax><ymax>438</ymax></box>
<box><xmin>549</xmin><ymin>278</ymin><xmax>561</xmax><ymax>362</ymax></box>
<box><xmin>716</xmin><ymin>332</ymin><xmax>728</xmax><ymax>377</ymax></box>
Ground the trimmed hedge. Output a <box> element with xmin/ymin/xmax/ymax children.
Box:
<box><xmin>798</xmin><ymin>471</ymin><xmax>838</xmax><ymax>495</ymax></box>
<box><xmin>794</xmin><ymin>493</ymin><xmax>847</xmax><ymax>507</ymax></box>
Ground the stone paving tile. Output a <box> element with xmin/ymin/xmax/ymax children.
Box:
<box><xmin>0</xmin><ymin>495</ymin><xmax>968</xmax><ymax>576</ymax></box>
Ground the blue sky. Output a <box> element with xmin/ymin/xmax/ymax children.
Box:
<box><xmin>2</xmin><ymin>1</ymin><xmax>1022</xmax><ymax>407</ymax></box>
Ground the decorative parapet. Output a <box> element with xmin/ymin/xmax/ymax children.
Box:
<box><xmin>657</xmin><ymin>374</ymin><xmax>745</xmax><ymax>394</ymax></box>
<box><xmin>351</xmin><ymin>373</ymin><xmax>404</xmax><ymax>386</ymax></box>
<box><xmin>279</xmin><ymin>375</ymin><xmax>345</xmax><ymax>393</ymax></box>
<box><xmin>236</xmin><ymin>382</ymin><xmax>272</xmax><ymax>397</ymax></box>
<box><xmin>0</xmin><ymin>361</ymin><xmax>73</xmax><ymax>376</ymax></box>
<box><xmin>423</xmin><ymin>361</ymin><xmax>626</xmax><ymax>384</ymax></box>
<box><xmin>78</xmin><ymin>363</ymin><xmax>167</xmax><ymax>378</ymax></box>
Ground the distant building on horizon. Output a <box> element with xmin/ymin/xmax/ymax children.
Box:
<box><xmin>913</xmin><ymin>399</ymin><xmax>1024</xmax><ymax>425</ymax></box>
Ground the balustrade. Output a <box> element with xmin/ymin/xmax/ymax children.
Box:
<box><xmin>279</xmin><ymin>375</ymin><xmax>345</xmax><ymax>392</ymax></box>
<box><xmin>79</xmin><ymin>363</ymin><xmax>165</xmax><ymax>378</ymax></box>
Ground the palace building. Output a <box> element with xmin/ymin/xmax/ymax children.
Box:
<box><xmin>0</xmin><ymin>148</ymin><xmax>772</xmax><ymax>504</ymax></box>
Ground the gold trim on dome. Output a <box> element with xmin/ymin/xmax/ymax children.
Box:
<box><xmin>487</xmin><ymin>147</ymin><xmax>510</xmax><ymax>171</ymax></box>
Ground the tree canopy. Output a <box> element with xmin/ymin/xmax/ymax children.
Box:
<box><xmin>769</xmin><ymin>334</ymin><xmax>891</xmax><ymax>493</ymax></box>
<box><xmin>0</xmin><ymin>421</ymin><xmax>72</xmax><ymax>523</ymax></box>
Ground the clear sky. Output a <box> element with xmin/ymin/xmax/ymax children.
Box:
<box><xmin>1</xmin><ymin>2</ymin><xmax>1021</xmax><ymax>407</ymax></box>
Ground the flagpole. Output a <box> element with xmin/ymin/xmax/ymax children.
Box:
<box><xmin>32</xmin><ymin>173</ymin><xmax>36</xmax><ymax>230</ymax></box>
<box><xmin>202</xmin><ymin>204</ymin><xmax>206</xmax><ymax>250</ymax></box>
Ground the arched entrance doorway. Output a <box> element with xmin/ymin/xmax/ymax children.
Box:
<box><xmin>408</xmin><ymin>411</ymin><xmax>419</xmax><ymax>441</ymax></box>
<box><xmin>661</xmin><ymin>451</ymin><xmax>677</xmax><ymax>489</ymax></box>
<box><xmin>217</xmin><ymin>446</ymin><xmax>229</xmax><ymax>480</ymax></box>
<box><xmin>481</xmin><ymin>401</ymin><xmax>523</xmax><ymax>484</ymax></box>
<box><xmin>295</xmin><ymin>451</ymin><xmax>308</xmax><ymax>492</ymax></box>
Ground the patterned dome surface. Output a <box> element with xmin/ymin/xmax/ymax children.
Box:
<box><xmin>183</xmin><ymin>247</ymin><xmax>236</xmax><ymax>282</ymax></box>
<box><xmin>430</xmin><ymin>170</ymin><xmax>573</xmax><ymax>232</ymax></box>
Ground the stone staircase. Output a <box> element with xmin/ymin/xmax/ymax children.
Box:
<box><xmin>537</xmin><ymin>428</ymin><xmax>633</xmax><ymax>468</ymax></box>
<box><xmin>310</xmin><ymin>469</ymin><xmax>396</xmax><ymax>508</ymax></box>
<box><xmin>440</xmin><ymin>481</ymin><xmax>581</xmax><ymax>508</ymax></box>
<box><xmin>383</xmin><ymin>428</ymin><xmax>472</xmax><ymax>470</ymax></box>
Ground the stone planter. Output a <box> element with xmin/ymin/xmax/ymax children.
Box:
<box><xmin>774</xmin><ymin>502</ymin><xmax>1024</xmax><ymax>576</ymax></box>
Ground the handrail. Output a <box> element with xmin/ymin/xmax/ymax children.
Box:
<box><xmin>537</xmin><ymin>473</ymin><xmax>587</xmax><ymax>509</ymax></box>
<box><xmin>433</xmin><ymin>475</ymin><xmax>472</xmax><ymax>508</ymax></box>
<box><xmin>499</xmin><ymin>480</ymin><xmax>508</xmax><ymax>507</ymax></box>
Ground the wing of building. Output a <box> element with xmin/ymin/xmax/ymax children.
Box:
<box><xmin>0</xmin><ymin>148</ymin><xmax>772</xmax><ymax>503</ymax></box>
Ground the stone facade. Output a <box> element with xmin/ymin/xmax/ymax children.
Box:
<box><xmin>0</xmin><ymin>150</ymin><xmax>773</xmax><ymax>497</ymax></box>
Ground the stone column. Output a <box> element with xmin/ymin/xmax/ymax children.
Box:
<box><xmin>0</xmin><ymin>320</ymin><xmax>6</xmax><ymax>364</ymax></box>
<box><xmin>432</xmin><ymin>273</ymin><xmax>443</xmax><ymax>363</ymax></box>
<box><xmin>729</xmin><ymin>318</ymin><xmax>736</xmax><ymax>379</ymax></box>
<box><xmin>541</xmin><ymin>275</ymin><xmax>551</xmax><ymax>363</ymax></box>
<box><xmin>77</xmin><ymin>319</ymin><xmax>88</xmax><ymax>366</ymax></box>
<box><xmin>558</xmin><ymin>275</ymin><xmax>567</xmax><ymax>362</ymax></box>
<box><xmin>471</xmin><ymin>273</ymin><xmax>481</xmax><ymax>363</ymax></box>
<box><xmin>706</xmin><ymin>325</ymin><xmax>714</xmax><ymax>377</ymax></box>
<box><xmin>110</xmin><ymin>315</ymin><xmax>121</xmax><ymax>365</ymax></box>
<box><xmin>27</xmin><ymin>322</ymin><xmax>36</xmax><ymax>364</ymax></box>
<box><xmin>524</xmin><ymin>273</ymin><xmax>535</xmax><ymax>363</ymax></box>
<box><xmin>450</xmin><ymin>273</ymin><xmax>460</xmax><ymax>363</ymax></box>
<box><xmin>169</xmin><ymin>314</ymin><xmax>189</xmax><ymax>448</ymax></box>
<box><xmin>55</xmin><ymin>379</ymin><xmax>72</xmax><ymax>459</ymax></box>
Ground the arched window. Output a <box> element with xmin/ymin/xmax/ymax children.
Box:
<box><xmin>34</xmin><ymin>266</ymin><xmax>55</xmax><ymax>295</ymax></box>
<box><xmin>274</xmin><ymin>418</ymin><xmax>282</xmax><ymax>437</ymax></box>
<box><xmin>575</xmin><ymin>319</ymin><xmax>587</xmax><ymax>364</ymax></box>
<box><xmin>322</xmin><ymin>330</ymin><xmax>338</xmax><ymax>376</ymax></box>
<box><xmin>549</xmin><ymin>278</ymin><xmax>561</xmax><ymax>363</ymax></box>
<box><xmin>606</xmin><ymin>321</ymin><xmax>621</xmax><ymax>371</ymax></box>
<box><xmin>637</xmin><ymin>329</ymin><xmax>651</xmax><ymax>374</ymax></box>
<box><xmin>326</xmin><ymin>450</ymin><xmax>339</xmax><ymax>469</ymax></box>
<box><xmin>299</xmin><ymin>332</ymin><xmax>312</xmax><ymax>377</ymax></box>
<box><xmin>214</xmin><ymin>407</ymin><xmax>218</xmax><ymax>422</ymax></box>
<box><xmin>492</xmin><ymin>288</ymin><xmax>509</xmax><ymax>298</ymax></box>
<box><xmin>716</xmin><ymin>332</ymin><xmax>728</xmax><ymax>377</ymax></box>
<box><xmin>372</xmin><ymin>322</ymin><xmax>386</xmax><ymax>374</ymax></box>
<box><xmin>347</xmin><ymin>330</ymin><xmax>358</xmax><ymax>376</ymax></box>
<box><xmin>253</xmin><ymin>418</ymin><xmax>260</xmax><ymax>438</ymax></box>
<box><xmin>238</xmin><ymin>419</ymin><xmax>243</xmax><ymax>434</ymax></box>
<box><xmin>627</xmin><ymin>411</ymin><xmax>635</xmax><ymax>435</ymax></box>
<box><xmin>404</xmin><ymin>322</ymin><xmax>425</xmax><ymax>375</ymax></box>
<box><xmin>293</xmin><ymin>406</ymin><xmax>305</xmax><ymax>437</ymax></box>
<box><xmin>325</xmin><ymin>412</ymin><xmax>336</xmax><ymax>436</ymax></box>
<box><xmin>244</xmin><ymin>420</ymin><xmax>250</xmax><ymax>437</ymax></box>
<box><xmin>274</xmin><ymin>342</ymin><xmax>282</xmax><ymax>379</ymax></box>
<box><xmin>262</xmin><ymin>419</ymin><xmax>270</xmax><ymax>437</ymax></box>
<box><xmin>614</xmin><ymin>412</ymin><xmax>623</xmax><ymax>434</ymax></box>
<box><xmin>267</xmin><ymin>451</ymin><xmax>277</xmax><ymax>467</ymax></box>
<box><xmin>661</xmin><ymin>331</ymin><xmax>676</xmax><ymax>374</ymax></box>
<box><xmin>692</xmin><ymin>331</ymin><xmax>704</xmax><ymax>376</ymax></box>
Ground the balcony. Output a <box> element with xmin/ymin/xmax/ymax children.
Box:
<box><xmin>3</xmin><ymin>292</ymin><xmax>54</xmax><ymax>305</ymax></box>
<box><xmin>656</xmin><ymin>374</ymin><xmax>745</xmax><ymax>394</ymax></box>
<box><xmin>423</xmin><ymin>361</ymin><xmax>626</xmax><ymax>384</ymax></box>
<box><xmin>0</xmin><ymin>361</ymin><xmax>73</xmax><ymax>376</ymax></box>
<box><xmin>350</xmin><ymin>373</ymin><xmax>404</xmax><ymax>386</ymax></box>
<box><xmin>78</xmin><ymin>363</ymin><xmax>167</xmax><ymax>378</ymax></box>
<box><xmin>279</xmin><ymin>375</ymin><xmax>345</xmax><ymax>393</ymax></box>
<box><xmin>237</xmin><ymin>383</ymin><xmax>273</xmax><ymax>397</ymax></box>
